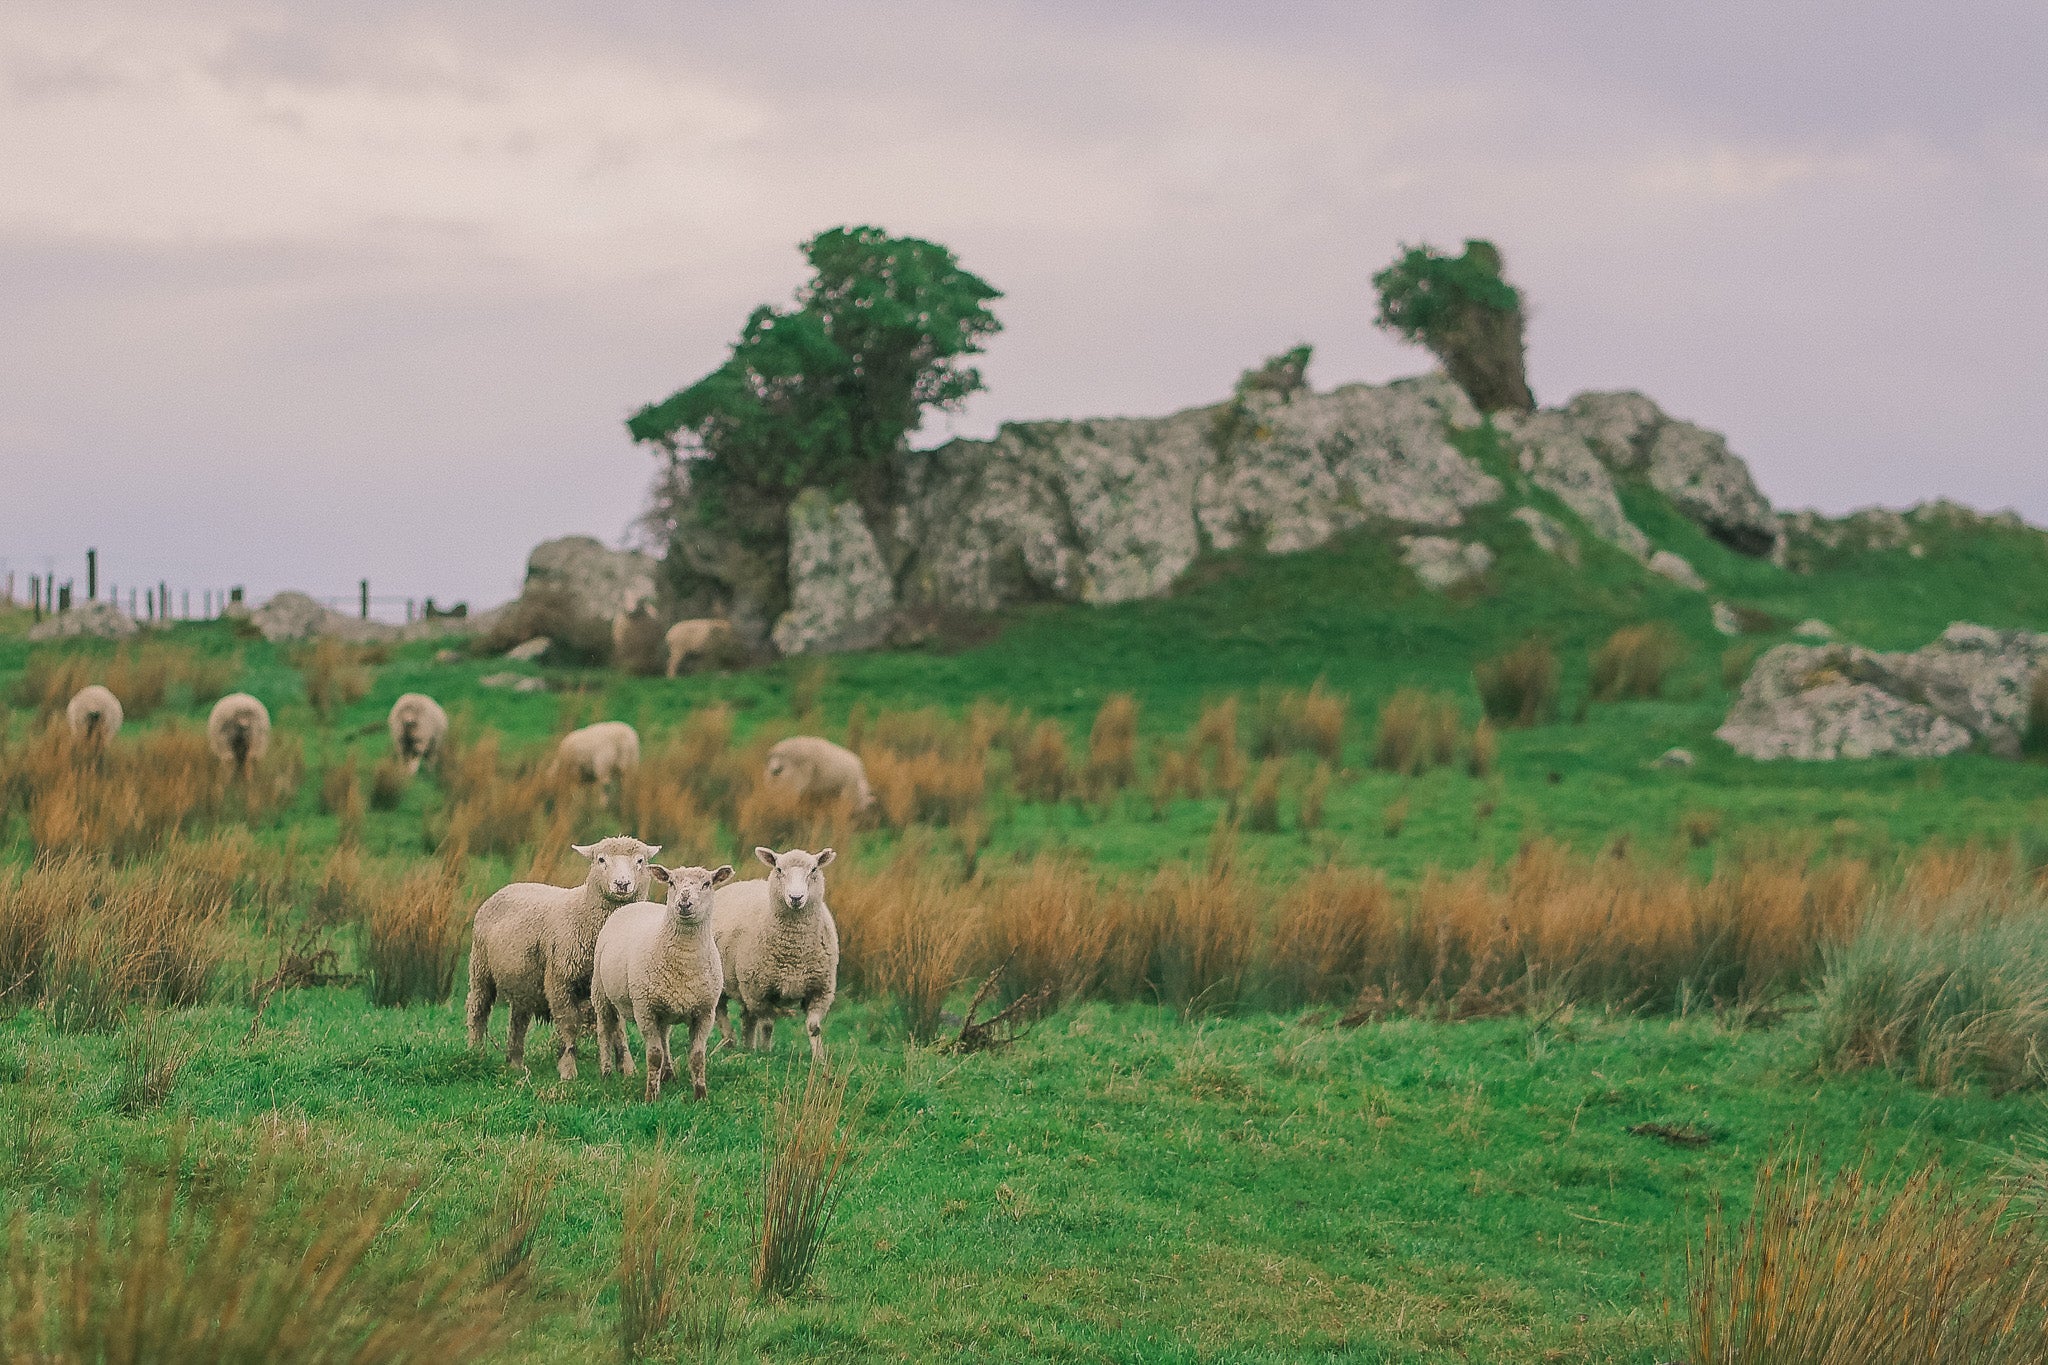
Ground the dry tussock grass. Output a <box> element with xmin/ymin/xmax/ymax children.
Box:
<box><xmin>1590</xmin><ymin>623</ymin><xmax>1687</xmax><ymax>701</ymax></box>
<box><xmin>360</xmin><ymin>863</ymin><xmax>471</xmax><ymax>1007</ymax></box>
<box><xmin>755</xmin><ymin>1068</ymin><xmax>856</xmax><ymax>1299</ymax></box>
<box><xmin>1372</xmin><ymin>688</ymin><xmax>1463</xmax><ymax>776</ymax></box>
<box><xmin>861</xmin><ymin>746</ymin><xmax>985</xmax><ymax>830</ymax></box>
<box><xmin>1084</xmin><ymin>693</ymin><xmax>1139</xmax><ymax>800</ymax></box>
<box><xmin>1248</xmin><ymin>680</ymin><xmax>1346</xmax><ymax>763</ymax></box>
<box><xmin>1473</xmin><ymin>636</ymin><xmax>1560</xmax><ymax>726</ymax></box>
<box><xmin>1267</xmin><ymin>866</ymin><xmax>1396</xmax><ymax>1007</ymax></box>
<box><xmin>832</xmin><ymin>844</ymin><xmax>979</xmax><ymax>1039</ymax></box>
<box><xmin>975</xmin><ymin>856</ymin><xmax>1116</xmax><ymax>1005</ymax></box>
<box><xmin>1192</xmin><ymin>697</ymin><xmax>1244</xmax><ymax>797</ymax></box>
<box><xmin>1013</xmin><ymin>719</ymin><xmax>1071</xmax><ymax>803</ymax></box>
<box><xmin>295</xmin><ymin>637</ymin><xmax>375</xmax><ymax>720</ymax></box>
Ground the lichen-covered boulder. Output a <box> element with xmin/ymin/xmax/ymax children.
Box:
<box><xmin>1399</xmin><ymin>536</ymin><xmax>1494</xmax><ymax>591</ymax></box>
<box><xmin>1511</xmin><ymin>507</ymin><xmax>1579</xmax><ymax>564</ymax></box>
<box><xmin>1494</xmin><ymin>409</ymin><xmax>1654</xmax><ymax>561</ymax></box>
<box><xmin>772</xmin><ymin>491</ymin><xmax>897</xmax><ymax>655</ymax></box>
<box><xmin>27</xmin><ymin>600</ymin><xmax>139</xmax><ymax>641</ymax></box>
<box><xmin>1717</xmin><ymin>624</ymin><xmax>2048</xmax><ymax>760</ymax></box>
<box><xmin>1553</xmin><ymin>391</ymin><xmax>1782</xmax><ymax>559</ymax></box>
<box><xmin>522</xmin><ymin>536</ymin><xmax>656</xmax><ymax>623</ymax></box>
<box><xmin>1648</xmin><ymin>550</ymin><xmax>1706</xmax><ymax>591</ymax></box>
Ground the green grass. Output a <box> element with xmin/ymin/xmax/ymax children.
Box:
<box><xmin>5</xmin><ymin>484</ymin><xmax>2048</xmax><ymax>1358</ymax></box>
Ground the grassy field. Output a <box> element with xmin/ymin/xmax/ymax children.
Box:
<box><xmin>3</xmin><ymin>478</ymin><xmax>2048</xmax><ymax>1361</ymax></box>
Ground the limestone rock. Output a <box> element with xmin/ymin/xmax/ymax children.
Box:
<box><xmin>1495</xmin><ymin>409</ymin><xmax>1652</xmax><ymax>560</ymax></box>
<box><xmin>1648</xmin><ymin>550</ymin><xmax>1706</xmax><ymax>591</ymax></box>
<box><xmin>27</xmin><ymin>600</ymin><xmax>139</xmax><ymax>641</ymax></box>
<box><xmin>504</xmin><ymin>637</ymin><xmax>551</xmax><ymax>662</ymax></box>
<box><xmin>1555</xmin><ymin>391</ymin><xmax>1782</xmax><ymax>558</ymax></box>
<box><xmin>522</xmin><ymin>536</ymin><xmax>656</xmax><ymax>623</ymax></box>
<box><xmin>246</xmin><ymin>590</ymin><xmax>471</xmax><ymax>644</ymax></box>
<box><xmin>1717</xmin><ymin>624</ymin><xmax>2048</xmax><ymax>760</ymax></box>
<box><xmin>1511</xmin><ymin>507</ymin><xmax>1579</xmax><ymax>564</ymax></box>
<box><xmin>1712</xmin><ymin>602</ymin><xmax>1742</xmax><ymax>636</ymax></box>
<box><xmin>1400</xmin><ymin>536</ymin><xmax>1494</xmax><ymax>591</ymax></box>
<box><xmin>1793</xmin><ymin>620</ymin><xmax>1835</xmax><ymax>640</ymax></box>
<box><xmin>480</xmin><ymin>672</ymin><xmax>547</xmax><ymax>693</ymax></box>
<box><xmin>771</xmin><ymin>490</ymin><xmax>897</xmax><ymax>655</ymax></box>
<box><xmin>1651</xmin><ymin>748</ymin><xmax>1695</xmax><ymax>769</ymax></box>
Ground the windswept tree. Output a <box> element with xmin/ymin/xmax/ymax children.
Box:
<box><xmin>1371</xmin><ymin>239</ymin><xmax>1534</xmax><ymax>413</ymax></box>
<box><xmin>629</xmin><ymin>227</ymin><xmax>1002</xmax><ymax>616</ymax></box>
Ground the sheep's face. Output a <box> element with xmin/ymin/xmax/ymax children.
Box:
<box><xmin>755</xmin><ymin>846</ymin><xmax>834</xmax><ymax>913</ymax></box>
<box><xmin>574</xmin><ymin>837</ymin><xmax>661</xmax><ymax>902</ymax></box>
<box><xmin>650</xmin><ymin>863</ymin><xmax>735</xmax><ymax>923</ymax></box>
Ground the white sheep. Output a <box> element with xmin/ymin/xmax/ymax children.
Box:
<box><xmin>593</xmin><ymin>861</ymin><xmax>735</xmax><ymax>1102</ymax></box>
<box><xmin>712</xmin><ymin>846</ymin><xmax>839</xmax><ymax>1064</ymax></box>
<box><xmin>465</xmin><ymin>835</ymin><xmax>659</xmax><ymax>1080</ymax></box>
<box><xmin>556</xmin><ymin>721</ymin><xmax>641</xmax><ymax>785</ymax></box>
<box><xmin>65</xmin><ymin>684</ymin><xmax>123</xmax><ymax>744</ymax></box>
<box><xmin>207</xmin><ymin>693</ymin><xmax>271</xmax><ymax>776</ymax></box>
<box><xmin>665</xmin><ymin>618</ymin><xmax>735</xmax><ymax>677</ymax></box>
<box><xmin>763</xmin><ymin>736</ymin><xmax>874</xmax><ymax>811</ymax></box>
<box><xmin>387</xmin><ymin>692</ymin><xmax>448</xmax><ymax>774</ymax></box>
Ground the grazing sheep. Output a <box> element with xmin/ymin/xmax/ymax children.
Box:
<box><xmin>713</xmin><ymin>846</ymin><xmax>839</xmax><ymax>1064</ymax></box>
<box><xmin>65</xmin><ymin>684</ymin><xmax>123</xmax><ymax>744</ymax></box>
<box><xmin>763</xmin><ymin>736</ymin><xmax>874</xmax><ymax>811</ymax></box>
<box><xmin>387</xmin><ymin>692</ymin><xmax>448</xmax><ymax>774</ymax></box>
<box><xmin>593</xmin><ymin>862</ymin><xmax>735</xmax><ymax>1102</ymax></box>
<box><xmin>207</xmin><ymin>693</ymin><xmax>271</xmax><ymax>776</ymax></box>
<box><xmin>465</xmin><ymin>835</ymin><xmax>659</xmax><ymax>1080</ymax></box>
<box><xmin>556</xmin><ymin>721</ymin><xmax>640</xmax><ymax>785</ymax></box>
<box><xmin>665</xmin><ymin>618</ymin><xmax>735</xmax><ymax>677</ymax></box>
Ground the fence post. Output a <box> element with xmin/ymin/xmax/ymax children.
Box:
<box><xmin>59</xmin><ymin>582</ymin><xmax>72</xmax><ymax>613</ymax></box>
<box><xmin>87</xmin><ymin>549</ymin><xmax>97</xmax><ymax>601</ymax></box>
<box><xmin>182</xmin><ymin>589</ymin><xmax>190</xmax><ymax>619</ymax></box>
<box><xmin>360</xmin><ymin>579</ymin><xmax>369</xmax><ymax>619</ymax></box>
<box><xmin>128</xmin><ymin>587</ymin><xmax>137</xmax><ymax>616</ymax></box>
<box><xmin>30</xmin><ymin>575</ymin><xmax>40</xmax><ymax>622</ymax></box>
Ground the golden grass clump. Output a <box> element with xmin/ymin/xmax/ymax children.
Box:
<box><xmin>866</xmin><ymin>705</ymin><xmax>968</xmax><ymax>760</ymax></box>
<box><xmin>10</xmin><ymin>719</ymin><xmax>241</xmax><ymax>860</ymax></box>
<box><xmin>9</xmin><ymin>651</ymin><xmax>91</xmax><ymax>716</ymax></box>
<box><xmin>1473</xmin><ymin>636</ymin><xmax>1560</xmax><ymax>726</ymax></box>
<box><xmin>1372</xmin><ymin>688</ymin><xmax>1462</xmax><ymax>776</ymax></box>
<box><xmin>1466</xmin><ymin>717</ymin><xmax>1498</xmax><ymax>778</ymax></box>
<box><xmin>831</xmin><ymin>847</ymin><xmax>978</xmax><ymax>1039</ymax></box>
<box><xmin>1014</xmin><ymin>719</ymin><xmax>1072</xmax><ymax>803</ymax></box>
<box><xmin>1083</xmin><ymin>693</ymin><xmax>1140</xmax><ymax>800</ymax></box>
<box><xmin>0</xmin><ymin>1142</ymin><xmax>525</xmax><ymax>1363</ymax></box>
<box><xmin>1590</xmin><ymin>622</ymin><xmax>1687</xmax><ymax>701</ymax></box>
<box><xmin>788</xmin><ymin>658</ymin><xmax>830</xmax><ymax>720</ymax></box>
<box><xmin>1249</xmin><ymin>680</ymin><xmax>1347</xmax><ymax>763</ymax></box>
<box><xmin>732</xmin><ymin>767</ymin><xmax>854</xmax><ymax>853</ymax></box>
<box><xmin>1110</xmin><ymin>864</ymin><xmax>1261</xmax><ymax>1012</ymax></box>
<box><xmin>617</xmin><ymin>1147</ymin><xmax>703</xmax><ymax>1362</ymax></box>
<box><xmin>368</xmin><ymin>755</ymin><xmax>409</xmax><ymax>811</ymax></box>
<box><xmin>861</xmin><ymin>746</ymin><xmax>985</xmax><ymax>830</ymax></box>
<box><xmin>1267</xmin><ymin>865</ymin><xmax>1395</xmax><ymax>1007</ymax></box>
<box><xmin>1245</xmin><ymin>758</ymin><xmax>1284</xmax><ymax>832</ymax></box>
<box><xmin>755</xmin><ymin>1067</ymin><xmax>856</xmax><ymax>1298</ymax></box>
<box><xmin>1298</xmin><ymin>762</ymin><xmax>1332</xmax><ymax>831</ymax></box>
<box><xmin>1688</xmin><ymin>1152</ymin><xmax>2048</xmax><ymax>1365</ymax></box>
<box><xmin>975</xmin><ymin>856</ymin><xmax>1116</xmax><ymax>1005</ymax></box>
<box><xmin>360</xmin><ymin>864</ymin><xmax>470</xmax><ymax>1007</ymax></box>
<box><xmin>296</xmin><ymin>636</ymin><xmax>375</xmax><ymax>720</ymax></box>
<box><xmin>1147</xmin><ymin>743</ymin><xmax>1203</xmax><ymax>819</ymax></box>
<box><xmin>1192</xmin><ymin>696</ymin><xmax>1243</xmax><ymax>796</ymax></box>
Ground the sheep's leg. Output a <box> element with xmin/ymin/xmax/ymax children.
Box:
<box><xmin>545</xmin><ymin>970</ymin><xmax>582</xmax><ymax>1082</ymax></box>
<box><xmin>595</xmin><ymin>994</ymin><xmax>620</xmax><ymax>1077</ymax></box>
<box><xmin>751</xmin><ymin>1013</ymin><xmax>774</xmax><ymax>1053</ymax></box>
<box><xmin>465</xmin><ymin>969</ymin><xmax>495</xmax><ymax>1050</ymax></box>
<box><xmin>715</xmin><ymin>993</ymin><xmax>738</xmax><ymax>1048</ymax></box>
<box><xmin>507</xmin><ymin>1008</ymin><xmax>531</xmax><ymax>1070</ymax></box>
<box><xmin>686</xmin><ymin>1011</ymin><xmax>713</xmax><ymax>1101</ymax></box>
<box><xmin>804</xmin><ymin>995</ymin><xmax>832</xmax><ymax>1067</ymax></box>
<box><xmin>634</xmin><ymin>1005</ymin><xmax>665</xmax><ymax>1103</ymax></box>
<box><xmin>657</xmin><ymin>1026</ymin><xmax>676</xmax><ymax>1084</ymax></box>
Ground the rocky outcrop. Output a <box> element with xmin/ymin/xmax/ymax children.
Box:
<box><xmin>1511</xmin><ymin>507</ymin><xmax>1579</xmax><ymax>565</ymax></box>
<box><xmin>1718</xmin><ymin>624</ymin><xmax>2048</xmax><ymax>760</ymax></box>
<box><xmin>1400</xmin><ymin>536</ymin><xmax>1494</xmax><ymax>591</ymax></box>
<box><xmin>1554</xmin><ymin>392</ymin><xmax>1782</xmax><ymax>559</ymax></box>
<box><xmin>27</xmin><ymin>601</ymin><xmax>139</xmax><ymax>641</ymax></box>
<box><xmin>522</xmin><ymin>536</ymin><xmax>656</xmax><ymax>622</ymax></box>
<box><xmin>246</xmin><ymin>590</ymin><xmax>471</xmax><ymax>644</ymax></box>
<box><xmin>772</xmin><ymin>491</ymin><xmax>896</xmax><ymax>655</ymax></box>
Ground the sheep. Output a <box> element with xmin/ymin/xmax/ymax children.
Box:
<box><xmin>387</xmin><ymin>692</ymin><xmax>448</xmax><ymax>774</ymax></box>
<box><xmin>665</xmin><ymin>618</ymin><xmax>735</xmax><ymax>677</ymax></box>
<box><xmin>556</xmin><ymin>721</ymin><xmax>640</xmax><ymax>786</ymax></box>
<box><xmin>207</xmin><ymin>693</ymin><xmax>271</xmax><ymax>776</ymax></box>
<box><xmin>465</xmin><ymin>835</ymin><xmax>660</xmax><ymax>1080</ymax></box>
<box><xmin>763</xmin><ymin>736</ymin><xmax>874</xmax><ymax>811</ymax></box>
<box><xmin>65</xmin><ymin>685</ymin><xmax>123</xmax><ymax>744</ymax></box>
<box><xmin>592</xmin><ymin>861</ymin><xmax>735</xmax><ymax>1102</ymax></box>
<box><xmin>712</xmin><ymin>846</ymin><xmax>839</xmax><ymax>1064</ymax></box>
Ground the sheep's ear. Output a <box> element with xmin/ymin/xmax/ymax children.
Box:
<box><xmin>710</xmin><ymin>864</ymin><xmax>734</xmax><ymax>886</ymax></box>
<box><xmin>755</xmin><ymin>847</ymin><xmax>778</xmax><ymax>868</ymax></box>
<box><xmin>816</xmin><ymin>848</ymin><xmax>836</xmax><ymax>867</ymax></box>
<box><xmin>648</xmin><ymin>864</ymin><xmax>673</xmax><ymax>884</ymax></box>
<box><xmin>643</xmin><ymin>844</ymin><xmax>662</xmax><ymax>858</ymax></box>
<box><xmin>571</xmin><ymin>843</ymin><xmax>596</xmax><ymax>858</ymax></box>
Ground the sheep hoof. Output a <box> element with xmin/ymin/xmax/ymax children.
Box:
<box><xmin>692</xmin><ymin>1082</ymin><xmax>706</xmax><ymax>1101</ymax></box>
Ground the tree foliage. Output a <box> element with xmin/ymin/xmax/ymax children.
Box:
<box><xmin>628</xmin><ymin>227</ymin><xmax>1003</xmax><ymax>522</ymax></box>
<box><xmin>1371</xmin><ymin>239</ymin><xmax>1535</xmax><ymax>413</ymax></box>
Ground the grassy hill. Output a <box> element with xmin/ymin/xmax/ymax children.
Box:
<box><xmin>3</xmin><ymin>479</ymin><xmax>2047</xmax><ymax>1362</ymax></box>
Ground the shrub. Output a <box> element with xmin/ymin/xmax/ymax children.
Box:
<box><xmin>1372</xmin><ymin>238</ymin><xmax>1534</xmax><ymax>413</ymax></box>
<box><xmin>1473</xmin><ymin>637</ymin><xmax>1559</xmax><ymax>726</ymax></box>
<box><xmin>1589</xmin><ymin>623</ymin><xmax>1686</xmax><ymax>701</ymax></box>
<box><xmin>360</xmin><ymin>866</ymin><xmax>469</xmax><ymax>1008</ymax></box>
<box><xmin>1248</xmin><ymin>681</ymin><xmax>1346</xmax><ymax>763</ymax></box>
<box><xmin>1813</xmin><ymin>886</ymin><xmax>2048</xmax><ymax>1091</ymax></box>
<box><xmin>1084</xmin><ymin>693</ymin><xmax>1139</xmax><ymax>800</ymax></box>
<box><xmin>1688</xmin><ymin>1152</ymin><xmax>2048</xmax><ymax>1365</ymax></box>
<box><xmin>1372</xmin><ymin>688</ymin><xmax>1462</xmax><ymax>776</ymax></box>
<box><xmin>755</xmin><ymin>1067</ymin><xmax>856</xmax><ymax>1298</ymax></box>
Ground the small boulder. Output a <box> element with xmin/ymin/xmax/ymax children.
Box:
<box><xmin>504</xmin><ymin>637</ymin><xmax>551</xmax><ymax>662</ymax></box>
<box><xmin>479</xmin><ymin>672</ymin><xmax>547</xmax><ymax>693</ymax></box>
<box><xmin>1648</xmin><ymin>550</ymin><xmax>1706</xmax><ymax>592</ymax></box>
<box><xmin>1711</xmin><ymin>602</ymin><xmax>1742</xmax><ymax>637</ymax></box>
<box><xmin>1793</xmin><ymin>620</ymin><xmax>1835</xmax><ymax>640</ymax></box>
<box><xmin>1650</xmin><ymin>748</ymin><xmax>1696</xmax><ymax>769</ymax></box>
<box><xmin>433</xmin><ymin>648</ymin><xmax>463</xmax><ymax>665</ymax></box>
<box><xmin>27</xmin><ymin>600</ymin><xmax>139</xmax><ymax>641</ymax></box>
<box><xmin>1399</xmin><ymin>535</ymin><xmax>1494</xmax><ymax>591</ymax></box>
<box><xmin>1510</xmin><ymin>507</ymin><xmax>1580</xmax><ymax>565</ymax></box>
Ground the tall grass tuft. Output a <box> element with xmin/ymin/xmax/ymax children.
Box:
<box><xmin>1014</xmin><ymin>719</ymin><xmax>1072</xmax><ymax>803</ymax></box>
<box><xmin>755</xmin><ymin>1067</ymin><xmax>856</xmax><ymax>1298</ymax></box>
<box><xmin>1084</xmin><ymin>693</ymin><xmax>1140</xmax><ymax>800</ymax></box>
<box><xmin>1474</xmin><ymin>636</ymin><xmax>1560</xmax><ymax>726</ymax></box>
<box><xmin>1688</xmin><ymin>1151</ymin><xmax>2048</xmax><ymax>1364</ymax></box>
<box><xmin>114</xmin><ymin>1005</ymin><xmax>199</xmax><ymax>1113</ymax></box>
<box><xmin>1192</xmin><ymin>696</ymin><xmax>1244</xmax><ymax>796</ymax></box>
<box><xmin>976</xmin><ymin>857</ymin><xmax>1115</xmax><ymax>1005</ymax></box>
<box><xmin>1245</xmin><ymin>758</ymin><xmax>1284</xmax><ymax>832</ymax></box>
<box><xmin>1248</xmin><ymin>680</ymin><xmax>1347</xmax><ymax>763</ymax></box>
<box><xmin>617</xmin><ymin>1146</ymin><xmax>701</xmax><ymax>1362</ymax></box>
<box><xmin>1267</xmin><ymin>866</ymin><xmax>1394</xmax><ymax>1007</ymax></box>
<box><xmin>297</xmin><ymin>637</ymin><xmax>375</xmax><ymax>720</ymax></box>
<box><xmin>0</xmin><ymin>1143</ymin><xmax>523</xmax><ymax>1362</ymax></box>
<box><xmin>1590</xmin><ymin>623</ymin><xmax>1686</xmax><ymax>701</ymax></box>
<box><xmin>1467</xmin><ymin>717</ymin><xmax>1498</xmax><ymax>777</ymax></box>
<box><xmin>1372</xmin><ymin>688</ymin><xmax>1462</xmax><ymax>776</ymax></box>
<box><xmin>832</xmin><ymin>846</ymin><xmax>978</xmax><ymax>1039</ymax></box>
<box><xmin>1813</xmin><ymin>880</ymin><xmax>2048</xmax><ymax>1091</ymax></box>
<box><xmin>361</xmin><ymin>865</ymin><xmax>469</xmax><ymax>1007</ymax></box>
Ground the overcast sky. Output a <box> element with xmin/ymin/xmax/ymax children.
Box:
<box><xmin>4</xmin><ymin>1</ymin><xmax>2044</xmax><ymax>613</ymax></box>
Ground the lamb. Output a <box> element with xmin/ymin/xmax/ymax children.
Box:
<box><xmin>207</xmin><ymin>693</ymin><xmax>271</xmax><ymax>776</ymax></box>
<box><xmin>763</xmin><ymin>736</ymin><xmax>874</xmax><ymax>811</ymax></box>
<box><xmin>556</xmin><ymin>721</ymin><xmax>641</xmax><ymax>785</ymax></box>
<box><xmin>465</xmin><ymin>835</ymin><xmax>659</xmax><ymax>1080</ymax></box>
<box><xmin>65</xmin><ymin>684</ymin><xmax>123</xmax><ymax>744</ymax></box>
<box><xmin>592</xmin><ymin>861</ymin><xmax>735</xmax><ymax>1102</ymax></box>
<box><xmin>712</xmin><ymin>846</ymin><xmax>839</xmax><ymax>1064</ymax></box>
<box><xmin>387</xmin><ymin>692</ymin><xmax>448</xmax><ymax>774</ymax></box>
<box><xmin>665</xmin><ymin>618</ymin><xmax>735</xmax><ymax>677</ymax></box>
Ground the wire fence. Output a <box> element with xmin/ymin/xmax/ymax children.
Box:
<box><xmin>3</xmin><ymin>560</ymin><xmax>464</xmax><ymax>628</ymax></box>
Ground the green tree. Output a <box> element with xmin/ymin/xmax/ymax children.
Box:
<box><xmin>1371</xmin><ymin>239</ymin><xmax>1534</xmax><ymax>413</ymax></box>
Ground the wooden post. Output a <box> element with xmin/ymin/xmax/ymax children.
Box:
<box><xmin>360</xmin><ymin>579</ymin><xmax>370</xmax><ymax>619</ymax></box>
<box><xmin>128</xmin><ymin>587</ymin><xmax>137</xmax><ymax>616</ymax></box>
<box><xmin>230</xmin><ymin>586</ymin><xmax>243</xmax><ymax>605</ymax></box>
<box><xmin>87</xmin><ymin>548</ymin><xmax>97</xmax><ymax>601</ymax></box>
<box><xmin>159</xmin><ymin>580</ymin><xmax>168</xmax><ymax>621</ymax></box>
<box><xmin>59</xmin><ymin>582</ymin><xmax>72</xmax><ymax>613</ymax></box>
<box><xmin>182</xmin><ymin>589</ymin><xmax>190</xmax><ymax>619</ymax></box>
<box><xmin>30</xmin><ymin>575</ymin><xmax>40</xmax><ymax>622</ymax></box>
